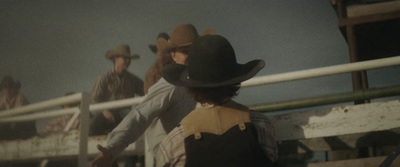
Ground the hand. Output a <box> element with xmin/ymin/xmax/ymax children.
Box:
<box><xmin>90</xmin><ymin>144</ymin><xmax>113</xmax><ymax>167</ymax></box>
<box><xmin>102</xmin><ymin>110</ymin><xmax>115</xmax><ymax>123</ymax></box>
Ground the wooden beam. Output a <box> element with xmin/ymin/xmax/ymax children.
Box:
<box><xmin>346</xmin><ymin>0</ymin><xmax>400</xmax><ymax>18</ymax></box>
<box><xmin>78</xmin><ymin>92</ymin><xmax>90</xmax><ymax>167</ymax></box>
<box><xmin>1</xmin><ymin>100</ymin><xmax>399</xmax><ymax>162</ymax></box>
<box><xmin>339</xmin><ymin>11</ymin><xmax>400</xmax><ymax>27</ymax></box>
<box><xmin>0</xmin><ymin>130</ymin><xmax>144</xmax><ymax>162</ymax></box>
<box><xmin>308</xmin><ymin>155</ymin><xmax>400</xmax><ymax>167</ymax></box>
<box><xmin>271</xmin><ymin>100</ymin><xmax>400</xmax><ymax>141</ymax></box>
<box><xmin>278</xmin><ymin>128</ymin><xmax>400</xmax><ymax>154</ymax></box>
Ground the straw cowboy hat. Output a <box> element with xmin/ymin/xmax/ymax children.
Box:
<box><xmin>162</xmin><ymin>35</ymin><xmax>265</xmax><ymax>87</ymax></box>
<box><xmin>149</xmin><ymin>32</ymin><xmax>170</xmax><ymax>54</ymax></box>
<box><xmin>1</xmin><ymin>76</ymin><xmax>21</xmax><ymax>90</ymax></box>
<box><xmin>105</xmin><ymin>44</ymin><xmax>140</xmax><ymax>60</ymax></box>
<box><xmin>165</xmin><ymin>24</ymin><xmax>199</xmax><ymax>51</ymax></box>
<box><xmin>202</xmin><ymin>28</ymin><xmax>216</xmax><ymax>36</ymax></box>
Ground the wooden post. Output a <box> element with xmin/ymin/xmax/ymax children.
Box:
<box><xmin>336</xmin><ymin>0</ymin><xmax>370</xmax><ymax>105</ymax></box>
<box><xmin>78</xmin><ymin>92</ymin><xmax>90</xmax><ymax>167</ymax></box>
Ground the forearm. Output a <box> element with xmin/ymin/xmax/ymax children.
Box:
<box><xmin>105</xmin><ymin>109</ymin><xmax>148</xmax><ymax>156</ymax></box>
<box><xmin>106</xmin><ymin>78</ymin><xmax>173</xmax><ymax>156</ymax></box>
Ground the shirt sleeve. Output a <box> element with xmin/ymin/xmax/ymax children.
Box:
<box><xmin>106</xmin><ymin>79</ymin><xmax>175</xmax><ymax>156</ymax></box>
<box><xmin>91</xmin><ymin>75</ymin><xmax>109</xmax><ymax>103</ymax></box>
<box><xmin>156</xmin><ymin>126</ymin><xmax>186</xmax><ymax>167</ymax></box>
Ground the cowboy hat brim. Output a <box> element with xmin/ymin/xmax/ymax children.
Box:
<box><xmin>105</xmin><ymin>51</ymin><xmax>140</xmax><ymax>60</ymax></box>
<box><xmin>164</xmin><ymin>41</ymin><xmax>194</xmax><ymax>52</ymax></box>
<box><xmin>162</xmin><ymin>60</ymin><xmax>264</xmax><ymax>87</ymax></box>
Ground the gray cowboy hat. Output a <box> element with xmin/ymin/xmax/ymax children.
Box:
<box><xmin>149</xmin><ymin>32</ymin><xmax>170</xmax><ymax>54</ymax></box>
<box><xmin>162</xmin><ymin>35</ymin><xmax>265</xmax><ymax>87</ymax></box>
<box><xmin>106</xmin><ymin>44</ymin><xmax>140</xmax><ymax>60</ymax></box>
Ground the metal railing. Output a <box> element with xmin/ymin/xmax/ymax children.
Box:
<box><xmin>0</xmin><ymin>55</ymin><xmax>399</xmax><ymax>167</ymax></box>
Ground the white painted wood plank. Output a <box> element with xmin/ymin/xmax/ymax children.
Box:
<box><xmin>308</xmin><ymin>155</ymin><xmax>400</xmax><ymax>167</ymax></box>
<box><xmin>271</xmin><ymin>100</ymin><xmax>400</xmax><ymax>141</ymax></box>
<box><xmin>1</xmin><ymin>100</ymin><xmax>399</xmax><ymax>161</ymax></box>
<box><xmin>0</xmin><ymin>130</ymin><xmax>144</xmax><ymax>161</ymax></box>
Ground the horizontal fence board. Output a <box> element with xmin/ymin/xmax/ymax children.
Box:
<box><xmin>308</xmin><ymin>155</ymin><xmax>400</xmax><ymax>167</ymax></box>
<box><xmin>1</xmin><ymin>100</ymin><xmax>399</xmax><ymax>161</ymax></box>
<box><xmin>0</xmin><ymin>130</ymin><xmax>144</xmax><ymax>161</ymax></box>
<box><xmin>272</xmin><ymin>100</ymin><xmax>400</xmax><ymax>141</ymax></box>
<box><xmin>278</xmin><ymin>128</ymin><xmax>400</xmax><ymax>154</ymax></box>
<box><xmin>346</xmin><ymin>0</ymin><xmax>400</xmax><ymax>18</ymax></box>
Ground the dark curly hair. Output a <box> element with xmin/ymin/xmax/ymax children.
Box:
<box><xmin>185</xmin><ymin>84</ymin><xmax>240</xmax><ymax>105</ymax></box>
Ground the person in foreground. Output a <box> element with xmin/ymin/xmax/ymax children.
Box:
<box><xmin>157</xmin><ymin>35</ymin><xmax>279</xmax><ymax>167</ymax></box>
<box><xmin>89</xmin><ymin>24</ymin><xmax>199</xmax><ymax>167</ymax></box>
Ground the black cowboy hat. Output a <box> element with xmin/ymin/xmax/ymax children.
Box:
<box><xmin>162</xmin><ymin>35</ymin><xmax>264</xmax><ymax>87</ymax></box>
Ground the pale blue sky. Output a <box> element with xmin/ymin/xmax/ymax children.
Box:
<box><xmin>0</xmin><ymin>0</ymin><xmax>399</xmax><ymax>108</ymax></box>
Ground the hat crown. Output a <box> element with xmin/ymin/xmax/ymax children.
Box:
<box><xmin>113</xmin><ymin>44</ymin><xmax>131</xmax><ymax>55</ymax></box>
<box><xmin>187</xmin><ymin>35</ymin><xmax>238</xmax><ymax>83</ymax></box>
<box><xmin>170</xmin><ymin>24</ymin><xmax>199</xmax><ymax>47</ymax></box>
<box><xmin>156</xmin><ymin>38</ymin><xmax>169</xmax><ymax>53</ymax></box>
<box><xmin>202</xmin><ymin>28</ymin><xmax>216</xmax><ymax>36</ymax></box>
<box><xmin>149</xmin><ymin>32</ymin><xmax>170</xmax><ymax>54</ymax></box>
<box><xmin>106</xmin><ymin>44</ymin><xmax>139</xmax><ymax>60</ymax></box>
<box><xmin>157</xmin><ymin>32</ymin><xmax>170</xmax><ymax>40</ymax></box>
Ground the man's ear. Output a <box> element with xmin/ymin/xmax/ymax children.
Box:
<box><xmin>170</xmin><ymin>51</ymin><xmax>177</xmax><ymax>62</ymax></box>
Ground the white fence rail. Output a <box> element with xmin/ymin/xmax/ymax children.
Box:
<box><xmin>0</xmin><ymin>92</ymin><xmax>91</xmax><ymax>167</ymax></box>
<box><xmin>242</xmin><ymin>55</ymin><xmax>400</xmax><ymax>87</ymax></box>
<box><xmin>2</xmin><ymin>55</ymin><xmax>400</xmax><ymax>122</ymax></box>
<box><xmin>0</xmin><ymin>56</ymin><xmax>400</xmax><ymax>166</ymax></box>
<box><xmin>0</xmin><ymin>96</ymin><xmax>146</xmax><ymax>123</ymax></box>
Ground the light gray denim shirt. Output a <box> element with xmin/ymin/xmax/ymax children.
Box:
<box><xmin>106</xmin><ymin>78</ymin><xmax>196</xmax><ymax>156</ymax></box>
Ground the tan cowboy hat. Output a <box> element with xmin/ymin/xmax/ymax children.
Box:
<box><xmin>162</xmin><ymin>35</ymin><xmax>264</xmax><ymax>87</ymax></box>
<box><xmin>105</xmin><ymin>44</ymin><xmax>140</xmax><ymax>60</ymax></box>
<box><xmin>149</xmin><ymin>32</ymin><xmax>170</xmax><ymax>54</ymax></box>
<box><xmin>165</xmin><ymin>24</ymin><xmax>199</xmax><ymax>51</ymax></box>
<box><xmin>202</xmin><ymin>28</ymin><xmax>216</xmax><ymax>36</ymax></box>
<box><xmin>155</xmin><ymin>37</ymin><xmax>170</xmax><ymax>54</ymax></box>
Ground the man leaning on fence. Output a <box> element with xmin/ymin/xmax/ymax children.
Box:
<box><xmin>90</xmin><ymin>44</ymin><xmax>144</xmax><ymax>136</ymax></box>
<box><xmin>0</xmin><ymin>76</ymin><xmax>37</xmax><ymax>167</ymax></box>
<box><xmin>90</xmin><ymin>23</ymin><xmax>200</xmax><ymax>167</ymax></box>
